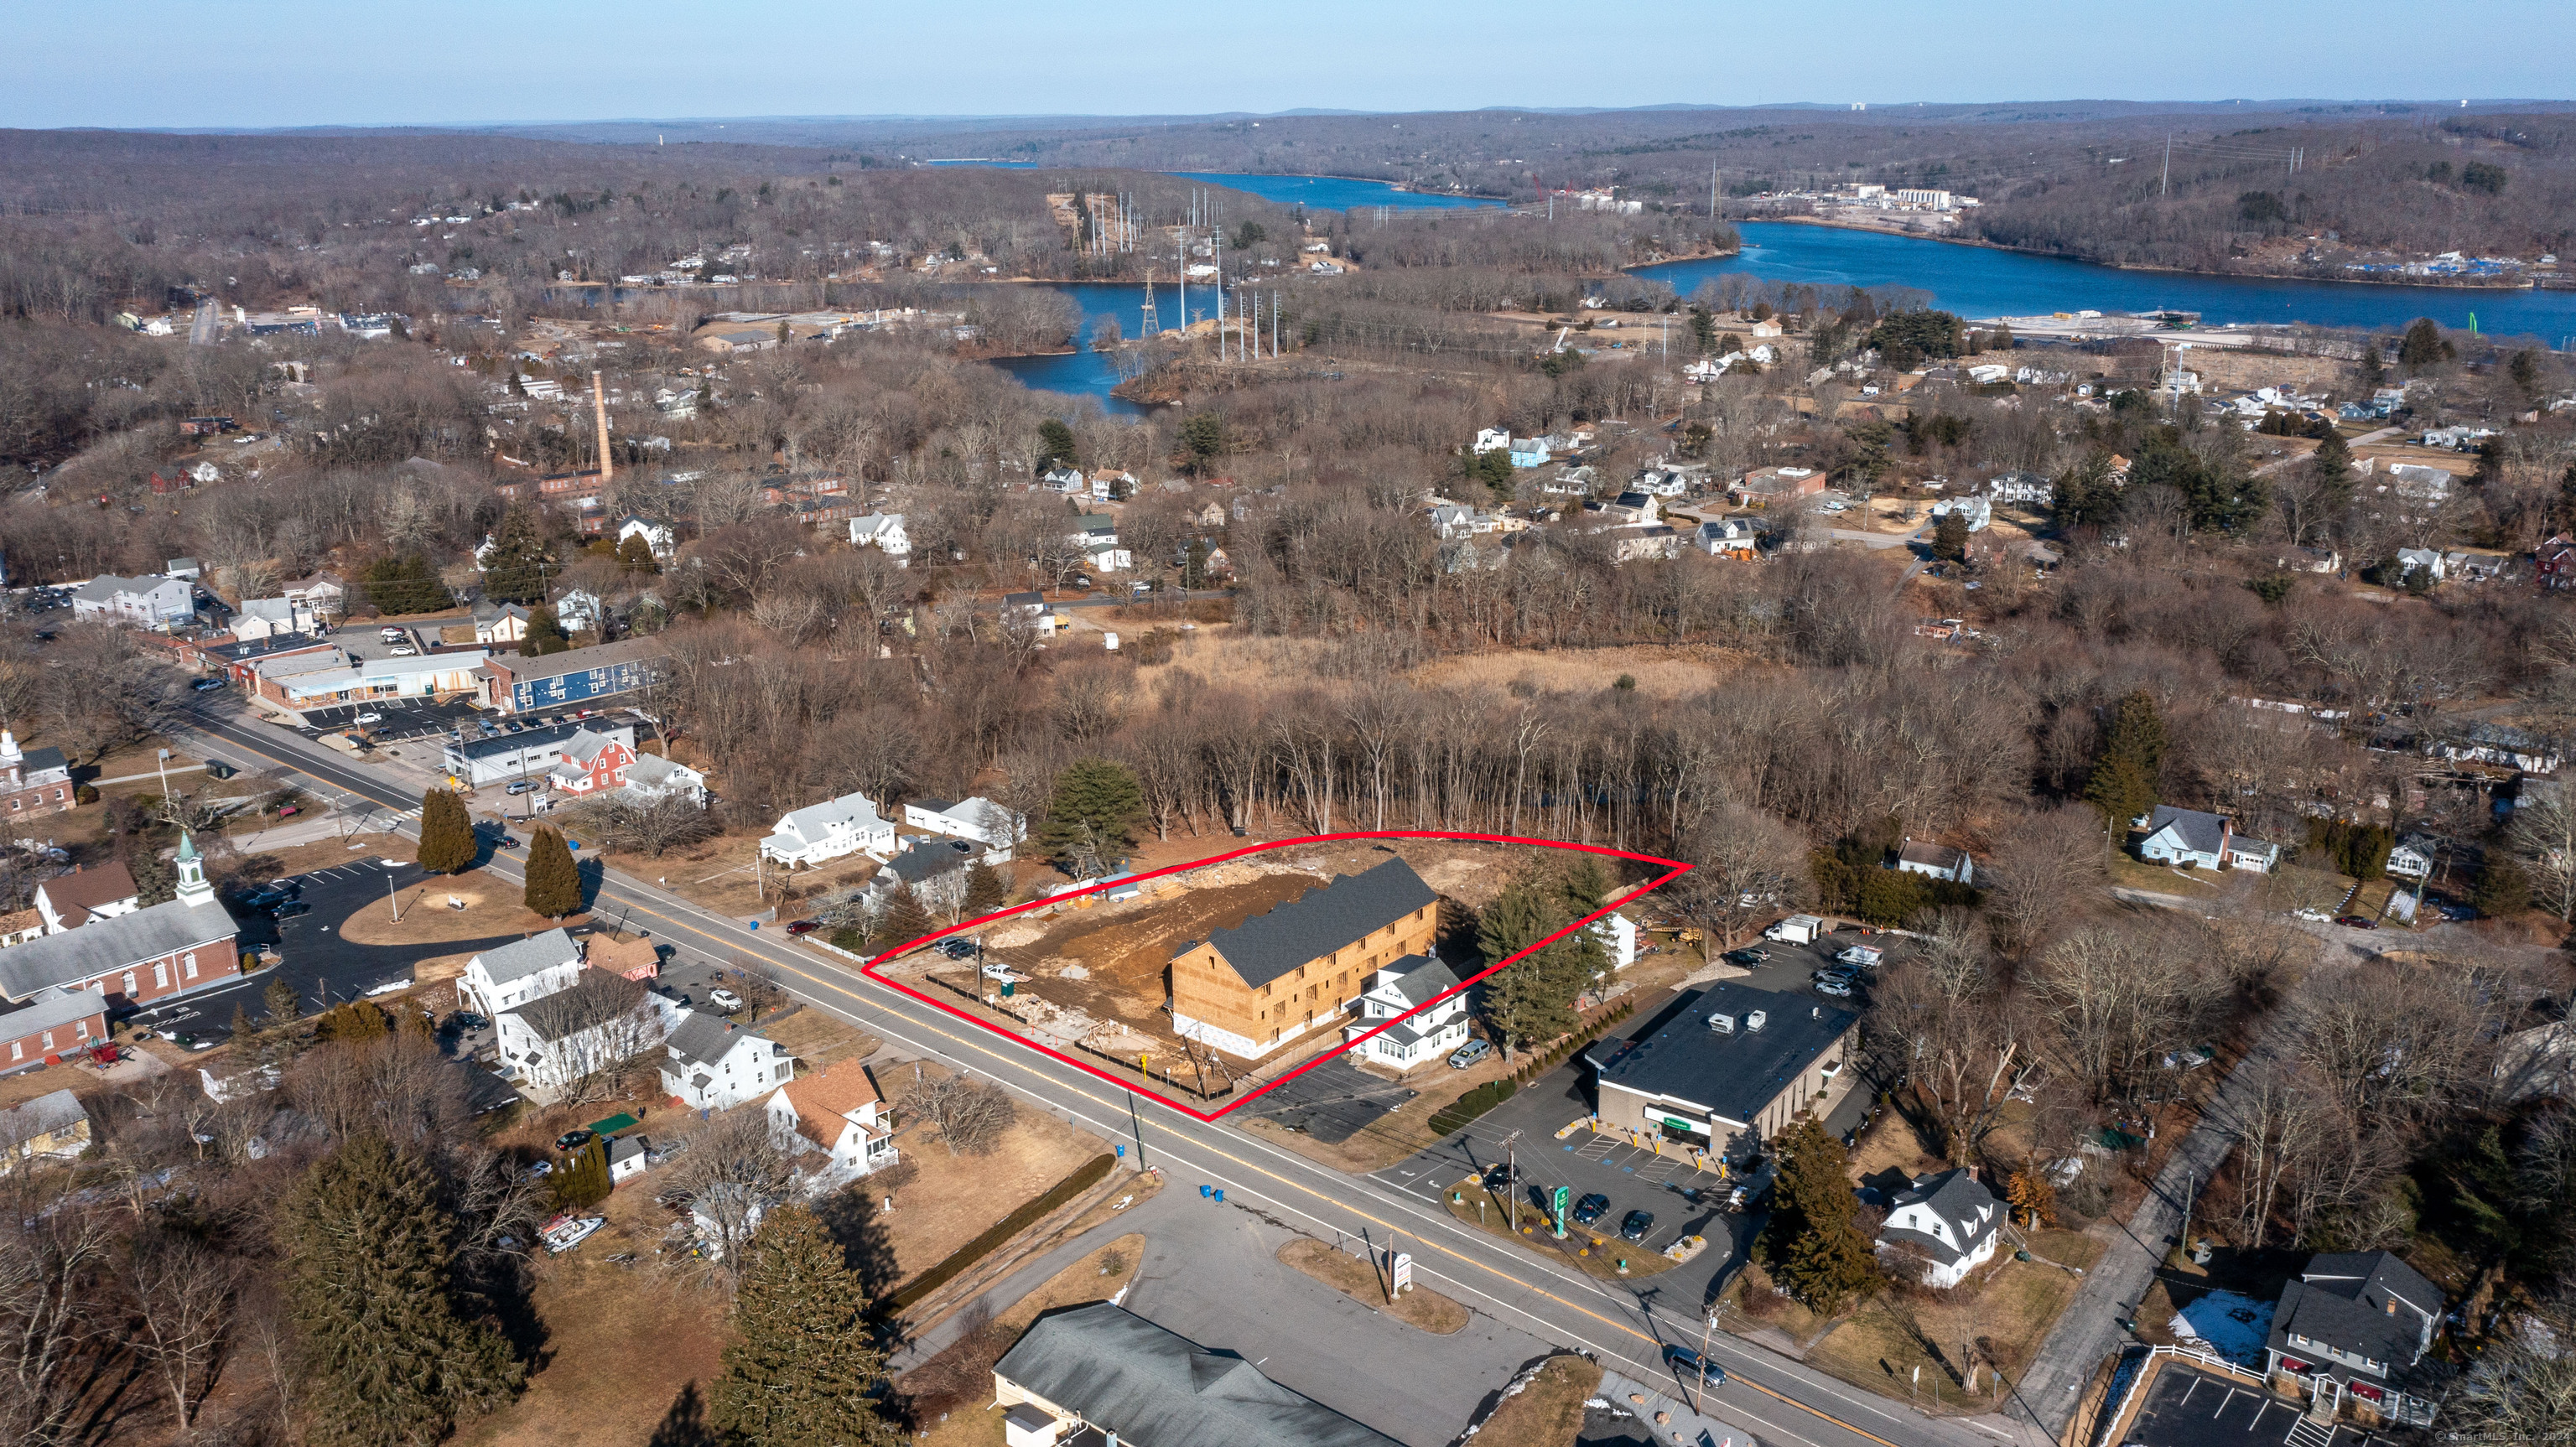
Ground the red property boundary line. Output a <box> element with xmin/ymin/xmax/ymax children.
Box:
<box><xmin>849</xmin><ymin>831</ymin><xmax>1691</xmax><ymax>1123</ymax></box>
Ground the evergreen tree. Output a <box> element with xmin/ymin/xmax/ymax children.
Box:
<box><xmin>616</xmin><ymin>532</ymin><xmax>662</xmax><ymax>574</ymax></box>
<box><xmin>315</xmin><ymin>1002</ymin><xmax>391</xmax><ymax>1043</ymax></box>
<box><xmin>2398</xmin><ymin>317</ymin><xmax>2454</xmax><ymax>373</ymax></box>
<box><xmin>1036</xmin><ymin>758</ymin><xmax>1145</xmax><ymax>877</ymax></box>
<box><xmin>361</xmin><ymin>553</ymin><xmax>449</xmax><ymax>615</ymax></box>
<box><xmin>265</xmin><ymin>975</ymin><xmax>304</xmax><ymax>1026</ymax></box>
<box><xmin>1477</xmin><ymin>875</ymin><xmax>1587</xmax><ymax>1051</ymax></box>
<box><xmin>1930</xmin><ymin>511</ymin><xmax>1970</xmax><ymax>563</ymax></box>
<box><xmin>523</xmin><ymin>826</ymin><xmax>584</xmax><ymax>917</ymax></box>
<box><xmin>1183</xmin><ymin>537</ymin><xmax>1211</xmax><ymax>588</ymax></box>
<box><xmin>963</xmin><ymin>862</ymin><xmax>1007</xmax><ymax>918</ymax></box>
<box><xmin>2475</xmin><ymin>856</ymin><xmax>2531</xmax><ymax>918</ymax></box>
<box><xmin>709</xmin><ymin>1206</ymin><xmax>904</xmax><ymax>1447</ymax></box>
<box><xmin>554</xmin><ymin>1138</ymin><xmax>610</xmax><ymax>1208</ymax></box>
<box><xmin>2310</xmin><ymin>428</ymin><xmax>2355</xmax><ymax>510</ymax></box>
<box><xmin>1762</xmin><ymin>1118</ymin><xmax>1882</xmax><ymax>1314</ymax></box>
<box><xmin>481</xmin><ymin>506</ymin><xmax>554</xmax><ymax>605</ymax></box>
<box><xmin>416</xmin><ymin>788</ymin><xmax>479</xmax><ymax>874</ymax></box>
<box><xmin>1036</xmin><ymin>418</ymin><xmax>1078</xmax><ymax>469</ymax></box>
<box><xmin>876</xmin><ymin>884</ymin><xmax>932</xmax><ymax>952</ymax></box>
<box><xmin>2559</xmin><ymin>464</ymin><xmax>2576</xmax><ymax>532</ymax></box>
<box><xmin>2084</xmin><ymin>688</ymin><xmax>2166</xmax><ymax>829</ymax></box>
<box><xmin>229</xmin><ymin>1002</ymin><xmax>257</xmax><ymax>1040</ymax></box>
<box><xmin>280</xmin><ymin>1136</ymin><xmax>523</xmax><ymax>1446</ymax></box>
<box><xmin>523</xmin><ymin>605</ymin><xmax>571</xmax><ymax>657</ymax></box>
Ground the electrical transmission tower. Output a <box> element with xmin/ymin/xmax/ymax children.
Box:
<box><xmin>1140</xmin><ymin>272</ymin><xmax>1160</xmax><ymax>339</ymax></box>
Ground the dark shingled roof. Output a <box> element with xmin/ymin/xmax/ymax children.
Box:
<box><xmin>2265</xmin><ymin>1251</ymin><xmax>2441</xmax><ymax>1372</ymax></box>
<box><xmin>1184</xmin><ymin>858</ymin><xmax>1437</xmax><ymax>989</ymax></box>
<box><xmin>1586</xmin><ymin>984</ymin><xmax>1856</xmax><ymax>1127</ymax></box>
<box><xmin>993</xmin><ymin>1302</ymin><xmax>1403</xmax><ymax>1447</ymax></box>
<box><xmin>2146</xmin><ymin>805</ymin><xmax>2229</xmax><ymax>858</ymax></box>
<box><xmin>1878</xmin><ymin>1168</ymin><xmax>2000</xmax><ymax>1268</ymax></box>
<box><xmin>1374</xmin><ymin>954</ymin><xmax>1462</xmax><ymax>1010</ymax></box>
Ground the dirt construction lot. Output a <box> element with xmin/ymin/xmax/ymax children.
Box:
<box><xmin>908</xmin><ymin>838</ymin><xmax>1571</xmax><ymax>1068</ymax></box>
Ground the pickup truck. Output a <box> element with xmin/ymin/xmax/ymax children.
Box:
<box><xmin>316</xmin><ymin>731</ymin><xmax>370</xmax><ymax>755</ymax></box>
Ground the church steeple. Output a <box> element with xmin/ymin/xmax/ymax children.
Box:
<box><xmin>174</xmin><ymin>832</ymin><xmax>215</xmax><ymax>907</ymax></box>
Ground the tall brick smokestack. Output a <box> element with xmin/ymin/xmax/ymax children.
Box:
<box><xmin>592</xmin><ymin>371</ymin><xmax>613</xmax><ymax>485</ymax></box>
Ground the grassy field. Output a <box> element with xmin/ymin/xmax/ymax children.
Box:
<box><xmin>460</xmin><ymin>1263</ymin><xmax>728</xmax><ymax>1447</ymax></box>
<box><xmin>1277</xmin><ymin>1237</ymin><xmax>1469</xmax><ymax>1334</ymax></box>
<box><xmin>1466</xmin><ymin>1355</ymin><xmax>1602</xmax><ymax>1447</ymax></box>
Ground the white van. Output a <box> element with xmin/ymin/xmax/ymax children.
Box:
<box><xmin>1836</xmin><ymin>945</ymin><xmax>1883</xmax><ymax>968</ymax></box>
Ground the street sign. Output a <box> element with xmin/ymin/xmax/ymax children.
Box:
<box><xmin>1390</xmin><ymin>1251</ymin><xmax>1412</xmax><ymax>1294</ymax></box>
<box><xmin>1551</xmin><ymin>1185</ymin><xmax>1570</xmax><ymax>1237</ymax></box>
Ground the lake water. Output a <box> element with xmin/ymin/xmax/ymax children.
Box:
<box><xmin>1166</xmin><ymin>172</ymin><xmax>1501</xmax><ymax>212</ymax></box>
<box><xmin>1639</xmin><ymin>221</ymin><xmax>2576</xmax><ymax>340</ymax></box>
<box><xmin>990</xmin><ymin>283</ymin><xmax>1156</xmax><ymax>415</ymax></box>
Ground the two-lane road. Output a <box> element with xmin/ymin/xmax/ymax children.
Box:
<box><xmin>172</xmin><ymin>703</ymin><xmax>2023</xmax><ymax>1447</ymax></box>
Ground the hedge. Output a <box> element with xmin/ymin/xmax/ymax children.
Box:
<box><xmin>886</xmin><ymin>1153</ymin><xmax>1115</xmax><ymax>1313</ymax></box>
<box><xmin>1430</xmin><ymin>1078</ymin><xmax>1516</xmax><ymax>1137</ymax></box>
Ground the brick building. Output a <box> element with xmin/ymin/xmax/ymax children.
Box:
<box><xmin>1168</xmin><ymin>858</ymin><xmax>1439</xmax><ymax>1060</ymax></box>
<box><xmin>0</xmin><ymin>834</ymin><xmax>239</xmax><ymax>1009</ymax></box>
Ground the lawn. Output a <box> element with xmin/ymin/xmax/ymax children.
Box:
<box><xmin>1465</xmin><ymin>1355</ymin><xmax>1602</xmax><ymax>1447</ymax></box>
<box><xmin>1798</xmin><ymin>1231</ymin><xmax>2103</xmax><ymax>1415</ymax></box>
<box><xmin>459</xmin><ymin>1261</ymin><xmax>729</xmax><ymax>1447</ymax></box>
<box><xmin>1277</xmin><ymin>1237</ymin><xmax>1469</xmax><ymax>1334</ymax></box>
<box><xmin>902</xmin><ymin>1233</ymin><xmax>1147</xmax><ymax>1447</ymax></box>
<box><xmin>875</xmin><ymin>1062</ymin><xmax>1121</xmax><ymax>1291</ymax></box>
<box><xmin>2106</xmin><ymin>853</ymin><xmax>2225</xmax><ymax>897</ymax></box>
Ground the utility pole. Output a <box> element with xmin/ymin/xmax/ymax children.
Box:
<box><xmin>1690</xmin><ymin>1310</ymin><xmax>1716</xmax><ymax>1412</ymax></box>
<box><xmin>2161</xmin><ymin>134</ymin><xmax>2172</xmax><ymax>197</ymax></box>
<box><xmin>386</xmin><ymin>866</ymin><xmax>401</xmax><ymax>921</ymax></box>
<box><xmin>1504</xmin><ymin>1131</ymin><xmax>1521</xmax><ymax>1234</ymax></box>
<box><xmin>1710</xmin><ymin>160</ymin><xmax>1718</xmax><ymax>219</ymax></box>
<box><xmin>1125</xmin><ymin>1089</ymin><xmax>1150</xmax><ymax>1170</ymax></box>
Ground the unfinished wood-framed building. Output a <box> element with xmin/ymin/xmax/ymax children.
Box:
<box><xmin>1168</xmin><ymin>858</ymin><xmax>1440</xmax><ymax>1060</ymax></box>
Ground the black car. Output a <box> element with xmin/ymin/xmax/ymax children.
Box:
<box><xmin>1571</xmin><ymin>1192</ymin><xmax>1612</xmax><ymax>1227</ymax></box>
<box><xmin>272</xmin><ymin>901</ymin><xmax>310</xmax><ymax>920</ymax></box>
<box><xmin>938</xmin><ymin>938</ymin><xmax>978</xmax><ymax>960</ymax></box>
<box><xmin>242</xmin><ymin>888</ymin><xmax>290</xmax><ymax>910</ymax></box>
<box><xmin>554</xmin><ymin>1130</ymin><xmax>593</xmax><ymax>1152</ymax></box>
<box><xmin>1483</xmin><ymin>1162</ymin><xmax>1519</xmax><ymax>1192</ymax></box>
<box><xmin>1619</xmin><ymin>1209</ymin><xmax>1654</xmax><ymax>1242</ymax></box>
<box><xmin>1663</xmin><ymin>1345</ymin><xmax>1727</xmax><ymax>1386</ymax></box>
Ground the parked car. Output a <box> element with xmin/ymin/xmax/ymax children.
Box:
<box><xmin>242</xmin><ymin>888</ymin><xmax>292</xmax><ymax>910</ymax></box>
<box><xmin>1835</xmin><ymin>945</ymin><xmax>1883</xmax><ymax>968</ymax></box>
<box><xmin>1483</xmin><ymin>1162</ymin><xmax>1519</xmax><ymax>1192</ymax></box>
<box><xmin>1813</xmin><ymin>976</ymin><xmax>1854</xmax><ymax>998</ymax></box>
<box><xmin>2292</xmin><ymin>906</ymin><xmax>2333</xmax><ymax>922</ymax></box>
<box><xmin>708</xmin><ymin>988</ymin><xmax>745</xmax><ymax>1012</ymax></box>
<box><xmin>1619</xmin><ymin>1209</ymin><xmax>1655</xmax><ymax>1242</ymax></box>
<box><xmin>784</xmin><ymin>921</ymin><xmax>821</xmax><ymax>936</ymax></box>
<box><xmin>504</xmin><ymin>780</ymin><xmax>542</xmax><ymax>796</ymax></box>
<box><xmin>2334</xmin><ymin>914</ymin><xmax>2376</xmax><ymax>930</ymax></box>
<box><xmin>379</xmin><ymin>627</ymin><xmax>408</xmax><ymax>641</ymax></box>
<box><xmin>190</xmin><ymin>677</ymin><xmax>226</xmax><ymax>692</ymax></box>
<box><xmin>1663</xmin><ymin>1344</ymin><xmax>1727</xmax><ymax>1386</ymax></box>
<box><xmin>272</xmin><ymin>901</ymin><xmax>310</xmax><ymax>920</ymax></box>
<box><xmin>553</xmin><ymin>1130</ymin><xmax>593</xmax><ymax>1151</ymax></box>
<box><xmin>1447</xmin><ymin>1039</ymin><xmax>1493</xmax><ymax>1070</ymax></box>
<box><xmin>353</xmin><ymin>711</ymin><xmax>382</xmax><ymax>725</ymax></box>
<box><xmin>387</xmin><ymin>645</ymin><xmax>418</xmax><ymax>656</ymax></box>
<box><xmin>1571</xmin><ymin>1192</ymin><xmax>1612</xmax><ymax>1227</ymax></box>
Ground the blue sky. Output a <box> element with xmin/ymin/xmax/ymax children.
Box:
<box><xmin>11</xmin><ymin>1</ymin><xmax>2569</xmax><ymax>129</ymax></box>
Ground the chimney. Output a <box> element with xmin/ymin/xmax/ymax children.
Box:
<box><xmin>592</xmin><ymin>371</ymin><xmax>613</xmax><ymax>485</ymax></box>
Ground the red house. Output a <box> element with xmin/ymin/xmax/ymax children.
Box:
<box><xmin>545</xmin><ymin>726</ymin><xmax>639</xmax><ymax>796</ymax></box>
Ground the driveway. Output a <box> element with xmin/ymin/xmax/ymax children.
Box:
<box><xmin>1235</xmin><ymin>1055</ymin><xmax>1425</xmax><ymax>1145</ymax></box>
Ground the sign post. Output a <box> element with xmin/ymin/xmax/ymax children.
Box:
<box><xmin>1551</xmin><ymin>1185</ymin><xmax>1570</xmax><ymax>1239</ymax></box>
<box><xmin>1389</xmin><ymin>1251</ymin><xmax>1412</xmax><ymax>1295</ymax></box>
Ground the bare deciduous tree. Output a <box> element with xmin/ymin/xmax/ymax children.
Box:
<box><xmin>122</xmin><ymin>1230</ymin><xmax>236</xmax><ymax>1429</ymax></box>
<box><xmin>910</xmin><ymin>1071</ymin><xmax>1015</xmax><ymax>1156</ymax></box>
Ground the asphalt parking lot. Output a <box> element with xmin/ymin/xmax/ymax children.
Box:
<box><xmin>1377</xmin><ymin>1055</ymin><xmax>1737</xmax><ymax>1268</ymax></box>
<box><xmin>297</xmin><ymin>696</ymin><xmax>486</xmax><ymax>742</ymax></box>
<box><xmin>2116</xmin><ymin>1362</ymin><xmax>2381</xmax><ymax>1447</ymax></box>
<box><xmin>135</xmin><ymin>854</ymin><xmax>526</xmax><ymax>1046</ymax></box>
<box><xmin>1239</xmin><ymin>1055</ymin><xmax>1421</xmax><ymax>1144</ymax></box>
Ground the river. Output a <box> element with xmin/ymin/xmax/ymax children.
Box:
<box><xmin>1639</xmin><ymin>221</ymin><xmax>2576</xmax><ymax>340</ymax></box>
<box><xmin>940</xmin><ymin>172</ymin><xmax>2576</xmax><ymax>407</ymax></box>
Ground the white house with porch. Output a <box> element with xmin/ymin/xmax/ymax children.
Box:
<box><xmin>1343</xmin><ymin>955</ymin><xmax>1472</xmax><ymax>1071</ymax></box>
<box><xmin>759</xmin><ymin>791</ymin><xmax>896</xmax><ymax>868</ymax></box>
<box><xmin>902</xmin><ymin>796</ymin><xmax>1025</xmax><ymax>861</ymax></box>
<box><xmin>1876</xmin><ymin>1168</ymin><xmax>2002</xmax><ymax>1289</ymax></box>
<box><xmin>660</xmin><ymin>1014</ymin><xmax>792</xmax><ymax>1111</ymax></box>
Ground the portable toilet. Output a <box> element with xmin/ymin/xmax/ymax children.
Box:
<box><xmin>1104</xmin><ymin>631</ymin><xmax>1120</xmax><ymax>652</ymax></box>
